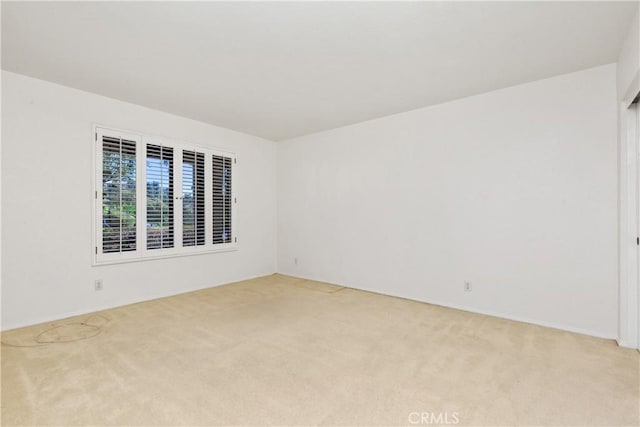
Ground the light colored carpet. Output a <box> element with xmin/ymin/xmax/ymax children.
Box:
<box><xmin>1</xmin><ymin>274</ymin><xmax>638</xmax><ymax>426</ymax></box>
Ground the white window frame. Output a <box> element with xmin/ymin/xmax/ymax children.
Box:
<box><xmin>92</xmin><ymin>125</ymin><xmax>238</xmax><ymax>265</ymax></box>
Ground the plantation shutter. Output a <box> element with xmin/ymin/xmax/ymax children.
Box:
<box><xmin>96</xmin><ymin>126</ymin><xmax>237</xmax><ymax>265</ymax></box>
<box><xmin>101</xmin><ymin>136</ymin><xmax>137</xmax><ymax>253</ymax></box>
<box><xmin>146</xmin><ymin>144</ymin><xmax>174</xmax><ymax>249</ymax></box>
<box><xmin>212</xmin><ymin>155</ymin><xmax>233</xmax><ymax>244</ymax></box>
<box><xmin>182</xmin><ymin>150</ymin><xmax>206</xmax><ymax>246</ymax></box>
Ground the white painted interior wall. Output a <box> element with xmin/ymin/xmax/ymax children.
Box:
<box><xmin>278</xmin><ymin>64</ymin><xmax>619</xmax><ymax>339</ymax></box>
<box><xmin>617</xmin><ymin>9</ymin><xmax>639</xmax><ymax>104</ymax></box>
<box><xmin>0</xmin><ymin>63</ymin><xmax>624</xmax><ymax>340</ymax></box>
<box><xmin>616</xmin><ymin>9</ymin><xmax>640</xmax><ymax>349</ymax></box>
<box><xmin>1</xmin><ymin>71</ymin><xmax>278</xmax><ymax>330</ymax></box>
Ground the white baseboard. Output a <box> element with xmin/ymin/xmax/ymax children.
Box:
<box><xmin>1</xmin><ymin>271</ymin><xmax>276</xmax><ymax>332</ymax></box>
<box><xmin>277</xmin><ymin>271</ymin><xmax>617</xmax><ymax>341</ymax></box>
<box><xmin>616</xmin><ymin>338</ymin><xmax>640</xmax><ymax>350</ymax></box>
<box><xmin>617</xmin><ymin>339</ymin><xmax>631</xmax><ymax>348</ymax></box>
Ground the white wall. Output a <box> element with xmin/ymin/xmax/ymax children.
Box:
<box><xmin>616</xmin><ymin>10</ymin><xmax>640</xmax><ymax>349</ymax></box>
<box><xmin>1</xmin><ymin>71</ymin><xmax>277</xmax><ymax>330</ymax></box>
<box><xmin>617</xmin><ymin>9</ymin><xmax>639</xmax><ymax>103</ymax></box>
<box><xmin>0</xmin><ymin>63</ymin><xmax>622</xmax><ymax>338</ymax></box>
<box><xmin>278</xmin><ymin>64</ymin><xmax>619</xmax><ymax>339</ymax></box>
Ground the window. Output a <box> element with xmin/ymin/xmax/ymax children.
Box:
<box><xmin>212</xmin><ymin>155</ymin><xmax>233</xmax><ymax>244</ymax></box>
<box><xmin>101</xmin><ymin>135</ymin><xmax>137</xmax><ymax>254</ymax></box>
<box><xmin>94</xmin><ymin>127</ymin><xmax>237</xmax><ymax>264</ymax></box>
<box><xmin>146</xmin><ymin>144</ymin><xmax>174</xmax><ymax>250</ymax></box>
<box><xmin>182</xmin><ymin>150</ymin><xmax>206</xmax><ymax>247</ymax></box>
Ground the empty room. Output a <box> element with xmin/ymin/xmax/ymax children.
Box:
<box><xmin>1</xmin><ymin>1</ymin><xmax>639</xmax><ymax>426</ymax></box>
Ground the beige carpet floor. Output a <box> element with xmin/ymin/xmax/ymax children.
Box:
<box><xmin>1</xmin><ymin>274</ymin><xmax>638</xmax><ymax>426</ymax></box>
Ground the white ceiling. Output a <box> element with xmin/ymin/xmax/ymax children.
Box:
<box><xmin>2</xmin><ymin>1</ymin><xmax>637</xmax><ymax>141</ymax></box>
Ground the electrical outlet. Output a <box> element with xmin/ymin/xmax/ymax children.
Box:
<box><xmin>464</xmin><ymin>281</ymin><xmax>472</xmax><ymax>292</ymax></box>
<box><xmin>94</xmin><ymin>279</ymin><xmax>103</xmax><ymax>291</ymax></box>
<box><xmin>294</xmin><ymin>257</ymin><xmax>298</xmax><ymax>265</ymax></box>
